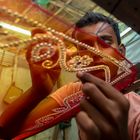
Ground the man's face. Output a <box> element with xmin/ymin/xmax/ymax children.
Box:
<box><xmin>72</xmin><ymin>22</ymin><xmax>124</xmax><ymax>81</ymax></box>
<box><xmin>75</xmin><ymin>22</ymin><xmax>120</xmax><ymax>51</ymax></box>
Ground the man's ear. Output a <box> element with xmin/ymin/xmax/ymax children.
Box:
<box><xmin>119</xmin><ymin>44</ymin><xmax>126</xmax><ymax>55</ymax></box>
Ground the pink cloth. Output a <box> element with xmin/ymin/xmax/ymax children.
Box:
<box><xmin>125</xmin><ymin>92</ymin><xmax>140</xmax><ymax>140</ymax></box>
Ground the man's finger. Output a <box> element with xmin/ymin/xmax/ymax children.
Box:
<box><xmin>82</xmin><ymin>82</ymin><xmax>110</xmax><ymax>111</ymax></box>
<box><xmin>76</xmin><ymin>111</ymin><xmax>100</xmax><ymax>140</ymax></box>
<box><xmin>80</xmin><ymin>100</ymin><xmax>115</xmax><ymax>138</ymax></box>
<box><xmin>77</xmin><ymin>72</ymin><xmax>124</xmax><ymax>101</ymax></box>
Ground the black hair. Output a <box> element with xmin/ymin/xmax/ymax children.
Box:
<box><xmin>75</xmin><ymin>12</ymin><xmax>121</xmax><ymax>45</ymax></box>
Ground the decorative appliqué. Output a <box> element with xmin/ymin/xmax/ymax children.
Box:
<box><xmin>67</xmin><ymin>55</ymin><xmax>93</xmax><ymax>69</ymax></box>
<box><xmin>26</xmin><ymin>92</ymin><xmax>84</xmax><ymax>131</ymax></box>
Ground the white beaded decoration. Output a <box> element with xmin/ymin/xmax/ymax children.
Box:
<box><xmin>0</xmin><ymin>7</ymin><xmax>132</xmax><ymax>85</ymax></box>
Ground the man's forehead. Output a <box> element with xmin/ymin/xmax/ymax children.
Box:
<box><xmin>74</xmin><ymin>22</ymin><xmax>115</xmax><ymax>39</ymax></box>
<box><xmin>83</xmin><ymin>22</ymin><xmax>114</xmax><ymax>35</ymax></box>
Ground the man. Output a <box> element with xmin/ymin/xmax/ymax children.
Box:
<box><xmin>74</xmin><ymin>12</ymin><xmax>140</xmax><ymax>140</ymax></box>
<box><xmin>0</xmin><ymin>12</ymin><xmax>140</xmax><ymax>140</ymax></box>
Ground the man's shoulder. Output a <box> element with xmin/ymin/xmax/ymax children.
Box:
<box><xmin>126</xmin><ymin>92</ymin><xmax>140</xmax><ymax>140</ymax></box>
<box><xmin>125</xmin><ymin>92</ymin><xmax>140</xmax><ymax>116</ymax></box>
<box><xmin>124</xmin><ymin>91</ymin><xmax>140</xmax><ymax>101</ymax></box>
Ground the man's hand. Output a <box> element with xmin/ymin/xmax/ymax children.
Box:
<box><xmin>76</xmin><ymin>72</ymin><xmax>130</xmax><ymax>140</ymax></box>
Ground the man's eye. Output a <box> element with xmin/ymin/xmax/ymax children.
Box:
<box><xmin>104</xmin><ymin>39</ymin><xmax>112</xmax><ymax>45</ymax></box>
<box><xmin>100</xmin><ymin>36</ymin><xmax>113</xmax><ymax>45</ymax></box>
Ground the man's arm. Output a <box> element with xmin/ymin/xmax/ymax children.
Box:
<box><xmin>0</xmin><ymin>63</ymin><xmax>59</xmax><ymax>139</ymax></box>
